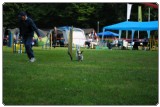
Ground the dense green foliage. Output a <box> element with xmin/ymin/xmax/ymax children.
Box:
<box><xmin>3</xmin><ymin>47</ymin><xmax>158</xmax><ymax>105</ymax></box>
<box><xmin>3</xmin><ymin>3</ymin><xmax>158</xmax><ymax>31</ymax></box>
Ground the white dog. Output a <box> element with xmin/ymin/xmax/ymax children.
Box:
<box><xmin>77</xmin><ymin>50</ymin><xmax>84</xmax><ymax>61</ymax></box>
<box><xmin>76</xmin><ymin>45</ymin><xmax>84</xmax><ymax>61</ymax></box>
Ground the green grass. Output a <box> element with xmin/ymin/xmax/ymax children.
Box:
<box><xmin>3</xmin><ymin>46</ymin><xmax>158</xmax><ymax>105</ymax></box>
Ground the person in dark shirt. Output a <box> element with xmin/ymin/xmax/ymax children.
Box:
<box><xmin>52</xmin><ymin>26</ymin><xmax>57</xmax><ymax>48</ymax></box>
<box><xmin>18</xmin><ymin>12</ymin><xmax>42</xmax><ymax>62</ymax></box>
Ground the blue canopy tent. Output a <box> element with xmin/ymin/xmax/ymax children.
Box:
<box><xmin>97</xmin><ymin>31</ymin><xmax>119</xmax><ymax>37</ymax></box>
<box><xmin>102</xmin><ymin>21</ymin><xmax>158</xmax><ymax>48</ymax></box>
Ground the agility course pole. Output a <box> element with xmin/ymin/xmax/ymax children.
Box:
<box><xmin>68</xmin><ymin>26</ymin><xmax>73</xmax><ymax>61</ymax></box>
<box><xmin>13</xmin><ymin>41</ymin><xmax>16</xmax><ymax>53</ymax></box>
<box><xmin>19</xmin><ymin>39</ymin><xmax>22</xmax><ymax>53</ymax></box>
<box><xmin>50</xmin><ymin>32</ymin><xmax>52</xmax><ymax>49</ymax></box>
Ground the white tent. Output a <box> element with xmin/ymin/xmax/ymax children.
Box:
<box><xmin>58</xmin><ymin>26</ymin><xmax>86</xmax><ymax>47</ymax></box>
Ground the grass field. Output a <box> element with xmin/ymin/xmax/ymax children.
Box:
<box><xmin>3</xmin><ymin>46</ymin><xmax>158</xmax><ymax>105</ymax></box>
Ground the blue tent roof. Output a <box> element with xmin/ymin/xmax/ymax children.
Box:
<box><xmin>103</xmin><ymin>21</ymin><xmax>158</xmax><ymax>31</ymax></box>
<box><xmin>97</xmin><ymin>31</ymin><xmax>119</xmax><ymax>37</ymax></box>
<box><xmin>58</xmin><ymin>26</ymin><xmax>71</xmax><ymax>30</ymax></box>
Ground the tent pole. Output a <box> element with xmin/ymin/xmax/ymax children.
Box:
<box><xmin>126</xmin><ymin>17</ymin><xmax>129</xmax><ymax>39</ymax></box>
<box><xmin>131</xmin><ymin>30</ymin><xmax>135</xmax><ymax>50</ymax></box>
<box><xmin>97</xmin><ymin>21</ymin><xmax>99</xmax><ymax>33</ymax></box>
<box><xmin>102</xmin><ymin>28</ymin><xmax>105</xmax><ymax>41</ymax></box>
<box><xmin>147</xmin><ymin>30</ymin><xmax>150</xmax><ymax>38</ymax></box>
<box><xmin>119</xmin><ymin>30</ymin><xmax>122</xmax><ymax>39</ymax></box>
<box><xmin>126</xmin><ymin>30</ymin><xmax>128</xmax><ymax>39</ymax></box>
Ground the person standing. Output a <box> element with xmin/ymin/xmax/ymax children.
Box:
<box><xmin>52</xmin><ymin>26</ymin><xmax>57</xmax><ymax>48</ymax></box>
<box><xmin>18</xmin><ymin>12</ymin><xmax>42</xmax><ymax>62</ymax></box>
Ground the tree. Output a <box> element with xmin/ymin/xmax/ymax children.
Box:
<box><xmin>3</xmin><ymin>3</ymin><xmax>158</xmax><ymax>31</ymax></box>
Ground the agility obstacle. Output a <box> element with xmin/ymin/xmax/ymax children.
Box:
<box><xmin>13</xmin><ymin>39</ymin><xmax>25</xmax><ymax>54</ymax></box>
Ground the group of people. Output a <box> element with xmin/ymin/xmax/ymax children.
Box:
<box><xmin>107</xmin><ymin>37</ymin><xmax>119</xmax><ymax>49</ymax></box>
<box><xmin>85</xmin><ymin>30</ymin><xmax>99</xmax><ymax>48</ymax></box>
<box><xmin>85</xmin><ymin>30</ymin><xmax>120</xmax><ymax>50</ymax></box>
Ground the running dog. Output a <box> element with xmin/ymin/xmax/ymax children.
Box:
<box><xmin>76</xmin><ymin>50</ymin><xmax>84</xmax><ymax>61</ymax></box>
<box><xmin>76</xmin><ymin>45</ymin><xmax>84</xmax><ymax>61</ymax></box>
